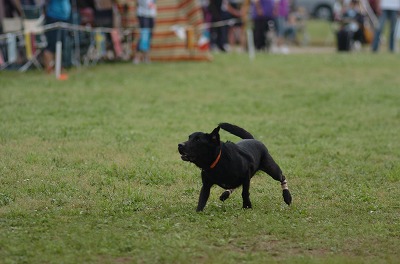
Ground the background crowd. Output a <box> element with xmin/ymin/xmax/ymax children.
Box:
<box><xmin>0</xmin><ymin>0</ymin><xmax>399</xmax><ymax>72</ymax></box>
<box><xmin>201</xmin><ymin>0</ymin><xmax>399</xmax><ymax>54</ymax></box>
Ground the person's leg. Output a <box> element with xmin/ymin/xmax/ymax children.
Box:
<box><xmin>276</xmin><ymin>16</ymin><xmax>289</xmax><ymax>53</ymax></box>
<box><xmin>43</xmin><ymin>49</ymin><xmax>54</xmax><ymax>73</ymax></box>
<box><xmin>44</xmin><ymin>16</ymin><xmax>57</xmax><ymax>72</ymax></box>
<box><xmin>217</xmin><ymin>25</ymin><xmax>227</xmax><ymax>51</ymax></box>
<box><xmin>134</xmin><ymin>16</ymin><xmax>145</xmax><ymax>64</ymax></box>
<box><xmin>388</xmin><ymin>10</ymin><xmax>397</xmax><ymax>52</ymax></box>
<box><xmin>372</xmin><ymin>10</ymin><xmax>388</xmax><ymax>52</ymax></box>
<box><xmin>253</xmin><ymin>18</ymin><xmax>266</xmax><ymax>50</ymax></box>
<box><xmin>143</xmin><ymin>17</ymin><xmax>155</xmax><ymax>63</ymax></box>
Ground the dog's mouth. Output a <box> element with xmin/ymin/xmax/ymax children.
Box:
<box><xmin>178</xmin><ymin>144</ymin><xmax>195</xmax><ymax>162</ymax></box>
<box><xmin>179</xmin><ymin>151</ymin><xmax>195</xmax><ymax>162</ymax></box>
<box><xmin>180</xmin><ymin>154</ymin><xmax>192</xmax><ymax>162</ymax></box>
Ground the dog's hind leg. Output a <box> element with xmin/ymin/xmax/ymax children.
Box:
<box><xmin>261</xmin><ymin>152</ymin><xmax>292</xmax><ymax>205</ymax></box>
<box><xmin>280</xmin><ymin>178</ymin><xmax>292</xmax><ymax>205</ymax></box>
<box><xmin>219</xmin><ymin>189</ymin><xmax>235</xmax><ymax>201</ymax></box>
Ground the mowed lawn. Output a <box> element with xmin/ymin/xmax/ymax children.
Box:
<box><xmin>0</xmin><ymin>53</ymin><xmax>399</xmax><ymax>263</ymax></box>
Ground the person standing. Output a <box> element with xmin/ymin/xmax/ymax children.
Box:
<box><xmin>224</xmin><ymin>0</ymin><xmax>246</xmax><ymax>52</ymax></box>
<box><xmin>274</xmin><ymin>0</ymin><xmax>290</xmax><ymax>53</ymax></box>
<box><xmin>371</xmin><ymin>0</ymin><xmax>400</xmax><ymax>52</ymax></box>
<box><xmin>209</xmin><ymin>0</ymin><xmax>229</xmax><ymax>52</ymax></box>
<box><xmin>251</xmin><ymin>0</ymin><xmax>274</xmax><ymax>51</ymax></box>
<box><xmin>43</xmin><ymin>0</ymin><xmax>71</xmax><ymax>73</ymax></box>
<box><xmin>133</xmin><ymin>0</ymin><xmax>157</xmax><ymax>64</ymax></box>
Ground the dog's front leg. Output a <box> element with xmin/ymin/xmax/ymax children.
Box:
<box><xmin>197</xmin><ymin>183</ymin><xmax>212</xmax><ymax>212</ymax></box>
<box><xmin>242</xmin><ymin>177</ymin><xmax>252</xmax><ymax>209</ymax></box>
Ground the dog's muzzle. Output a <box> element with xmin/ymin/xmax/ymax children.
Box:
<box><xmin>178</xmin><ymin>143</ymin><xmax>193</xmax><ymax>162</ymax></box>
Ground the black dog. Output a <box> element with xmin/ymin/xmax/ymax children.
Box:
<box><xmin>178</xmin><ymin>123</ymin><xmax>292</xmax><ymax>212</ymax></box>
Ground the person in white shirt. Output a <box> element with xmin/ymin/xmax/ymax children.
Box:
<box><xmin>371</xmin><ymin>0</ymin><xmax>400</xmax><ymax>52</ymax></box>
<box><xmin>133</xmin><ymin>0</ymin><xmax>157</xmax><ymax>64</ymax></box>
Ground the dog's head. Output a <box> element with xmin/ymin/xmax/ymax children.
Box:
<box><xmin>178</xmin><ymin>126</ymin><xmax>221</xmax><ymax>169</ymax></box>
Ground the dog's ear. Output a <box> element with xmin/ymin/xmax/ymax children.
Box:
<box><xmin>210</xmin><ymin>126</ymin><xmax>220</xmax><ymax>144</ymax></box>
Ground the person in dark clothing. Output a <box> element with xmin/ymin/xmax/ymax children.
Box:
<box><xmin>209</xmin><ymin>0</ymin><xmax>228</xmax><ymax>51</ymax></box>
<box><xmin>251</xmin><ymin>0</ymin><xmax>274</xmax><ymax>51</ymax></box>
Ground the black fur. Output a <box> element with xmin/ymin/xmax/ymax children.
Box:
<box><xmin>178</xmin><ymin>123</ymin><xmax>292</xmax><ymax>212</ymax></box>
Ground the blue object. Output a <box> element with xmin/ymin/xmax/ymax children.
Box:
<box><xmin>139</xmin><ymin>28</ymin><xmax>151</xmax><ymax>52</ymax></box>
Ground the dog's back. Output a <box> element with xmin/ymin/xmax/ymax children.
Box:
<box><xmin>219</xmin><ymin>123</ymin><xmax>254</xmax><ymax>139</ymax></box>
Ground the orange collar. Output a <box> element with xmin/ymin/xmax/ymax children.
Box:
<box><xmin>210</xmin><ymin>149</ymin><xmax>222</xmax><ymax>169</ymax></box>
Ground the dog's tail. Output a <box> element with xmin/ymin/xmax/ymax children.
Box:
<box><xmin>219</xmin><ymin>123</ymin><xmax>254</xmax><ymax>139</ymax></box>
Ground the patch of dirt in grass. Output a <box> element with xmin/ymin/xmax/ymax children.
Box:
<box><xmin>227</xmin><ymin>236</ymin><xmax>333</xmax><ymax>260</ymax></box>
<box><xmin>262</xmin><ymin>241</ymin><xmax>329</xmax><ymax>257</ymax></box>
<box><xmin>97</xmin><ymin>256</ymin><xmax>134</xmax><ymax>264</ymax></box>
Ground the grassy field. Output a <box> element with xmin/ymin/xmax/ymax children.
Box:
<box><xmin>1</xmin><ymin>53</ymin><xmax>399</xmax><ymax>263</ymax></box>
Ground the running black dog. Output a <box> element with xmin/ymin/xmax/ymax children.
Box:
<box><xmin>178</xmin><ymin>123</ymin><xmax>292</xmax><ymax>211</ymax></box>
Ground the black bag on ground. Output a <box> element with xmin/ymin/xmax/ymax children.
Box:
<box><xmin>336</xmin><ymin>29</ymin><xmax>352</xmax><ymax>51</ymax></box>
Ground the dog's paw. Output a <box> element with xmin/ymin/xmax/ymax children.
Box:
<box><xmin>219</xmin><ymin>190</ymin><xmax>231</xmax><ymax>201</ymax></box>
<box><xmin>196</xmin><ymin>207</ymin><xmax>204</xmax><ymax>212</ymax></box>
<box><xmin>283</xmin><ymin>189</ymin><xmax>292</xmax><ymax>205</ymax></box>
<box><xmin>242</xmin><ymin>203</ymin><xmax>252</xmax><ymax>209</ymax></box>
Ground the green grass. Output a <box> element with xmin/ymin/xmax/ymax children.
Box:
<box><xmin>305</xmin><ymin>19</ymin><xmax>334</xmax><ymax>46</ymax></box>
<box><xmin>1</xmin><ymin>53</ymin><xmax>399</xmax><ymax>263</ymax></box>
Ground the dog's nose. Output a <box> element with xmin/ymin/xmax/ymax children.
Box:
<box><xmin>178</xmin><ymin>143</ymin><xmax>184</xmax><ymax>149</ymax></box>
